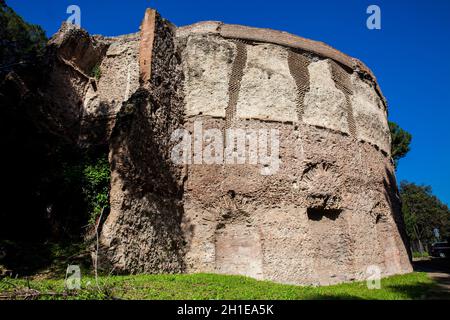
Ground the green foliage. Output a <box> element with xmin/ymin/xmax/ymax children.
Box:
<box><xmin>83</xmin><ymin>157</ymin><xmax>110</xmax><ymax>224</ymax></box>
<box><xmin>90</xmin><ymin>64</ymin><xmax>101</xmax><ymax>80</ymax></box>
<box><xmin>389</xmin><ymin>121</ymin><xmax>412</xmax><ymax>168</ymax></box>
<box><xmin>0</xmin><ymin>2</ymin><xmax>47</xmax><ymax>69</ymax></box>
<box><xmin>0</xmin><ymin>272</ymin><xmax>441</xmax><ymax>300</ymax></box>
<box><xmin>62</xmin><ymin>153</ymin><xmax>110</xmax><ymax>225</ymax></box>
<box><xmin>412</xmin><ymin>251</ymin><xmax>429</xmax><ymax>259</ymax></box>
<box><xmin>400</xmin><ymin>181</ymin><xmax>450</xmax><ymax>245</ymax></box>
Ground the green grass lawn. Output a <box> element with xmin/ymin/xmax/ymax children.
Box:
<box><xmin>0</xmin><ymin>272</ymin><xmax>442</xmax><ymax>300</ymax></box>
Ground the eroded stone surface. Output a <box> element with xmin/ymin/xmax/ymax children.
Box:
<box><xmin>99</xmin><ymin>12</ymin><xmax>186</xmax><ymax>274</ymax></box>
<box><xmin>181</xmin><ymin>117</ymin><xmax>412</xmax><ymax>285</ymax></box>
<box><xmin>95</xmin><ymin>34</ymin><xmax>140</xmax><ymax>114</ymax></box>
<box><xmin>236</xmin><ymin>44</ymin><xmax>298</xmax><ymax>122</ymax></box>
<box><xmin>182</xmin><ymin>35</ymin><xmax>236</xmax><ymax>117</ymax></box>
<box><xmin>303</xmin><ymin>60</ymin><xmax>350</xmax><ymax>133</ymax></box>
<box><xmin>351</xmin><ymin>74</ymin><xmax>391</xmax><ymax>153</ymax></box>
<box><xmin>79</xmin><ymin>34</ymin><xmax>140</xmax><ymax>146</ymax></box>
<box><xmin>37</xmin><ymin>12</ymin><xmax>412</xmax><ymax>285</ymax></box>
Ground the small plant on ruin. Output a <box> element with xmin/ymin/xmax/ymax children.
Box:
<box><xmin>82</xmin><ymin>157</ymin><xmax>110</xmax><ymax>225</ymax></box>
<box><xmin>90</xmin><ymin>63</ymin><xmax>102</xmax><ymax>80</ymax></box>
<box><xmin>62</xmin><ymin>152</ymin><xmax>110</xmax><ymax>226</ymax></box>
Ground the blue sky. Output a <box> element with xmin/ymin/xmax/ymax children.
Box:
<box><xmin>7</xmin><ymin>0</ymin><xmax>450</xmax><ymax>205</ymax></box>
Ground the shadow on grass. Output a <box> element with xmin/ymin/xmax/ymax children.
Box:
<box><xmin>308</xmin><ymin>294</ymin><xmax>365</xmax><ymax>300</ymax></box>
<box><xmin>0</xmin><ymin>241</ymin><xmax>91</xmax><ymax>278</ymax></box>
<box><xmin>384</xmin><ymin>283</ymin><xmax>439</xmax><ymax>300</ymax></box>
<box><xmin>409</xmin><ymin>258</ymin><xmax>450</xmax><ymax>299</ymax></box>
<box><xmin>413</xmin><ymin>258</ymin><xmax>450</xmax><ymax>273</ymax></box>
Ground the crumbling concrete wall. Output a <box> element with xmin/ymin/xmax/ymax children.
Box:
<box><xmin>44</xmin><ymin>23</ymin><xmax>140</xmax><ymax>146</ymax></box>
<box><xmin>177</xmin><ymin>21</ymin><xmax>412</xmax><ymax>285</ymax></box>
<box><xmin>99</xmin><ymin>10</ymin><xmax>186</xmax><ymax>273</ymax></box>
<box><xmin>42</xmin><ymin>9</ymin><xmax>412</xmax><ymax>285</ymax></box>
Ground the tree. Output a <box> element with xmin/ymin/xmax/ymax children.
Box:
<box><xmin>400</xmin><ymin>181</ymin><xmax>450</xmax><ymax>253</ymax></box>
<box><xmin>389</xmin><ymin>121</ymin><xmax>412</xmax><ymax>169</ymax></box>
<box><xmin>0</xmin><ymin>1</ymin><xmax>47</xmax><ymax>73</ymax></box>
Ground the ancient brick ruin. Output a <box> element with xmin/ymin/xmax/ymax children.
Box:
<box><xmin>40</xmin><ymin>9</ymin><xmax>412</xmax><ymax>285</ymax></box>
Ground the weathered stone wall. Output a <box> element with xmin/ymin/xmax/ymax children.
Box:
<box><xmin>79</xmin><ymin>32</ymin><xmax>140</xmax><ymax>146</ymax></box>
<box><xmin>177</xmin><ymin>27</ymin><xmax>390</xmax><ymax>155</ymax></box>
<box><xmin>98</xmin><ymin>10</ymin><xmax>186</xmax><ymax>274</ymax></box>
<box><xmin>43</xmin><ymin>23</ymin><xmax>107</xmax><ymax>143</ymax></box>
<box><xmin>44</xmin><ymin>23</ymin><xmax>140</xmax><ymax>146</ymax></box>
<box><xmin>40</xmin><ymin>9</ymin><xmax>412</xmax><ymax>285</ymax></box>
<box><xmin>180</xmin><ymin>119</ymin><xmax>410</xmax><ymax>284</ymax></box>
<box><xmin>177</xmin><ymin>22</ymin><xmax>412</xmax><ymax>285</ymax></box>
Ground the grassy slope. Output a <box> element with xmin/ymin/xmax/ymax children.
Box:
<box><xmin>0</xmin><ymin>272</ymin><xmax>440</xmax><ymax>300</ymax></box>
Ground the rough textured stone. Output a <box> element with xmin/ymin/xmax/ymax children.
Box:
<box><xmin>303</xmin><ymin>59</ymin><xmax>349</xmax><ymax>133</ymax></box>
<box><xmin>43</xmin><ymin>23</ymin><xmax>107</xmax><ymax>142</ymax></box>
<box><xmin>351</xmin><ymin>73</ymin><xmax>391</xmax><ymax>154</ymax></box>
<box><xmin>181</xmin><ymin>35</ymin><xmax>235</xmax><ymax>118</ymax></box>
<box><xmin>176</xmin><ymin>21</ymin><xmax>412</xmax><ymax>285</ymax></box>
<box><xmin>43</xmin><ymin>23</ymin><xmax>141</xmax><ymax>146</ymax></box>
<box><xmin>79</xmin><ymin>33</ymin><xmax>140</xmax><ymax>146</ymax></box>
<box><xmin>181</xmin><ymin>118</ymin><xmax>411</xmax><ymax>285</ymax></box>
<box><xmin>236</xmin><ymin>44</ymin><xmax>298</xmax><ymax>122</ymax></box>
<box><xmin>99</xmin><ymin>11</ymin><xmax>186</xmax><ymax>274</ymax></box>
<box><xmin>35</xmin><ymin>11</ymin><xmax>412</xmax><ymax>285</ymax></box>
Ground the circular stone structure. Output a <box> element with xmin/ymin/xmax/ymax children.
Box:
<box><xmin>47</xmin><ymin>9</ymin><xmax>412</xmax><ymax>285</ymax></box>
<box><xmin>175</xmin><ymin>21</ymin><xmax>413</xmax><ymax>285</ymax></box>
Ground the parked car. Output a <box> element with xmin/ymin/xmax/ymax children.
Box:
<box><xmin>430</xmin><ymin>242</ymin><xmax>450</xmax><ymax>258</ymax></box>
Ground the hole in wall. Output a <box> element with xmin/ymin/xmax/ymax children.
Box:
<box><xmin>307</xmin><ymin>208</ymin><xmax>342</xmax><ymax>221</ymax></box>
<box><xmin>228</xmin><ymin>190</ymin><xmax>236</xmax><ymax>199</ymax></box>
<box><xmin>375</xmin><ymin>214</ymin><xmax>383</xmax><ymax>224</ymax></box>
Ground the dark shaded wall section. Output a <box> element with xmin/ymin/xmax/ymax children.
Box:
<box><xmin>98</xmin><ymin>11</ymin><xmax>187</xmax><ymax>273</ymax></box>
